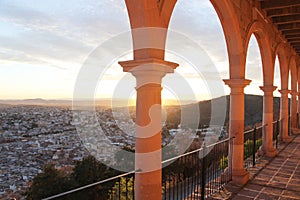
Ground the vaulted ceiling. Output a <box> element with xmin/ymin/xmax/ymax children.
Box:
<box><xmin>259</xmin><ymin>0</ymin><xmax>300</xmax><ymax>56</ymax></box>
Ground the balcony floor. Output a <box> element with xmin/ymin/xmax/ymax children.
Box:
<box><xmin>229</xmin><ymin>135</ymin><xmax>300</xmax><ymax>199</ymax></box>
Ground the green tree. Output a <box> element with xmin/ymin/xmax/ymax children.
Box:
<box><xmin>114</xmin><ymin>146</ymin><xmax>135</xmax><ymax>172</ymax></box>
<box><xmin>26</xmin><ymin>156</ymin><xmax>120</xmax><ymax>200</ymax></box>
<box><xmin>25</xmin><ymin>165</ymin><xmax>73</xmax><ymax>200</ymax></box>
<box><xmin>72</xmin><ymin>156</ymin><xmax>119</xmax><ymax>200</ymax></box>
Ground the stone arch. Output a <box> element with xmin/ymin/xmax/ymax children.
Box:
<box><xmin>210</xmin><ymin>0</ymin><xmax>245</xmax><ymax>79</ymax></box>
<box><xmin>124</xmin><ymin>0</ymin><xmax>176</xmax><ymax>28</ymax></box>
<box><xmin>289</xmin><ymin>56</ymin><xmax>297</xmax><ymax>92</ymax></box>
<box><xmin>245</xmin><ymin>21</ymin><xmax>275</xmax><ymax>86</ymax></box>
<box><xmin>121</xmin><ymin>1</ymin><xmax>179</xmax><ymax>198</ymax></box>
<box><xmin>275</xmin><ymin>43</ymin><xmax>291</xmax><ymax>141</ymax></box>
<box><xmin>298</xmin><ymin>59</ymin><xmax>300</xmax><ymax>93</ymax></box>
<box><xmin>245</xmin><ymin>21</ymin><xmax>278</xmax><ymax>158</ymax></box>
<box><xmin>289</xmin><ymin>56</ymin><xmax>298</xmax><ymax>129</ymax></box>
<box><xmin>124</xmin><ymin>0</ymin><xmax>177</xmax><ymax>60</ymax></box>
<box><xmin>275</xmin><ymin>43</ymin><xmax>289</xmax><ymax>90</ymax></box>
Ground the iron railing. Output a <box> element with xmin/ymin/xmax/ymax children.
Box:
<box><xmin>243</xmin><ymin>125</ymin><xmax>264</xmax><ymax>169</ymax></box>
<box><xmin>42</xmin><ymin>116</ymin><xmax>291</xmax><ymax>200</ymax></box>
<box><xmin>43</xmin><ymin>138</ymin><xmax>234</xmax><ymax>200</ymax></box>
<box><xmin>43</xmin><ymin>170</ymin><xmax>135</xmax><ymax>200</ymax></box>
<box><xmin>41</xmin><ymin>115</ymin><xmax>292</xmax><ymax>200</ymax></box>
<box><xmin>243</xmin><ymin>119</ymin><xmax>282</xmax><ymax>169</ymax></box>
<box><xmin>162</xmin><ymin>137</ymin><xmax>233</xmax><ymax>200</ymax></box>
<box><xmin>272</xmin><ymin>120</ymin><xmax>281</xmax><ymax>149</ymax></box>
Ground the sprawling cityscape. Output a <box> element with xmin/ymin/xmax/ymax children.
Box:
<box><xmin>0</xmin><ymin>102</ymin><xmax>227</xmax><ymax>199</ymax></box>
<box><xmin>2</xmin><ymin>0</ymin><xmax>300</xmax><ymax>199</ymax></box>
<box><xmin>0</xmin><ymin>105</ymin><xmax>135</xmax><ymax>198</ymax></box>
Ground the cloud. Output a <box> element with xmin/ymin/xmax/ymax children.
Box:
<box><xmin>0</xmin><ymin>0</ymin><xmax>267</xmax><ymax>99</ymax></box>
<box><xmin>0</xmin><ymin>0</ymin><xmax>130</xmax><ymax>67</ymax></box>
<box><xmin>168</xmin><ymin>0</ymin><xmax>229</xmax><ymax>78</ymax></box>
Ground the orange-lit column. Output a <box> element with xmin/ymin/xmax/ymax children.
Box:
<box><xmin>290</xmin><ymin>90</ymin><xmax>298</xmax><ymax>131</ymax></box>
<box><xmin>298</xmin><ymin>92</ymin><xmax>300</xmax><ymax>128</ymax></box>
<box><xmin>119</xmin><ymin>59</ymin><xmax>178</xmax><ymax>200</ymax></box>
<box><xmin>260</xmin><ymin>85</ymin><xmax>277</xmax><ymax>157</ymax></box>
<box><xmin>224</xmin><ymin>79</ymin><xmax>251</xmax><ymax>185</ymax></box>
<box><xmin>279</xmin><ymin>89</ymin><xmax>291</xmax><ymax>142</ymax></box>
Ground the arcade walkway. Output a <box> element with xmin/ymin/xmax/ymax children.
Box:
<box><xmin>226</xmin><ymin>135</ymin><xmax>300</xmax><ymax>200</ymax></box>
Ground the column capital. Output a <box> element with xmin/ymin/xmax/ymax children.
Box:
<box><xmin>119</xmin><ymin>58</ymin><xmax>179</xmax><ymax>87</ymax></box>
<box><xmin>278</xmin><ymin>89</ymin><xmax>290</xmax><ymax>95</ymax></box>
<box><xmin>223</xmin><ymin>79</ymin><xmax>251</xmax><ymax>88</ymax></box>
<box><xmin>290</xmin><ymin>90</ymin><xmax>298</xmax><ymax>96</ymax></box>
<box><xmin>119</xmin><ymin>58</ymin><xmax>178</xmax><ymax>73</ymax></box>
<box><xmin>259</xmin><ymin>85</ymin><xmax>277</xmax><ymax>93</ymax></box>
<box><xmin>223</xmin><ymin>79</ymin><xmax>251</xmax><ymax>94</ymax></box>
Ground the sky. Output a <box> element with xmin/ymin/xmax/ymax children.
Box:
<box><xmin>0</xmin><ymin>0</ymin><xmax>282</xmax><ymax>101</ymax></box>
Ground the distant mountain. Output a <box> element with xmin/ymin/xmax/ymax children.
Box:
<box><xmin>0</xmin><ymin>98</ymin><xmax>198</xmax><ymax>108</ymax></box>
<box><xmin>0</xmin><ymin>98</ymin><xmax>127</xmax><ymax>107</ymax></box>
<box><xmin>0</xmin><ymin>94</ymin><xmax>282</xmax><ymax>128</ymax></box>
<box><xmin>244</xmin><ymin>94</ymin><xmax>281</xmax><ymax>126</ymax></box>
<box><xmin>0</xmin><ymin>99</ymin><xmax>72</xmax><ymax>107</ymax></box>
<box><xmin>168</xmin><ymin>94</ymin><xmax>281</xmax><ymax>129</ymax></box>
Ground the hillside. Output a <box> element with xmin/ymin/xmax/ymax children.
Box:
<box><xmin>0</xmin><ymin>94</ymin><xmax>282</xmax><ymax>129</ymax></box>
<box><xmin>166</xmin><ymin>94</ymin><xmax>282</xmax><ymax>129</ymax></box>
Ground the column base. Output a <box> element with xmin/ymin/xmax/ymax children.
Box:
<box><xmin>264</xmin><ymin>147</ymin><xmax>277</xmax><ymax>158</ymax></box>
<box><xmin>135</xmin><ymin>183</ymin><xmax>162</xmax><ymax>200</ymax></box>
<box><xmin>291</xmin><ymin>128</ymin><xmax>300</xmax><ymax>135</ymax></box>
<box><xmin>282</xmin><ymin>136</ymin><xmax>291</xmax><ymax>143</ymax></box>
<box><xmin>232</xmin><ymin>169</ymin><xmax>249</xmax><ymax>186</ymax></box>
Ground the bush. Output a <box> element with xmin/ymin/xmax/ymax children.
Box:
<box><xmin>244</xmin><ymin>138</ymin><xmax>263</xmax><ymax>159</ymax></box>
<box><xmin>26</xmin><ymin>156</ymin><xmax>119</xmax><ymax>200</ymax></box>
<box><xmin>220</xmin><ymin>156</ymin><xmax>228</xmax><ymax>170</ymax></box>
<box><xmin>25</xmin><ymin>165</ymin><xmax>74</xmax><ymax>200</ymax></box>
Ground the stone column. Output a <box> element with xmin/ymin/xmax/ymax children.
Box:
<box><xmin>279</xmin><ymin>89</ymin><xmax>291</xmax><ymax>142</ymax></box>
<box><xmin>224</xmin><ymin>78</ymin><xmax>251</xmax><ymax>185</ymax></box>
<box><xmin>119</xmin><ymin>59</ymin><xmax>178</xmax><ymax>200</ymax></box>
<box><xmin>259</xmin><ymin>85</ymin><xmax>277</xmax><ymax>157</ymax></box>
<box><xmin>290</xmin><ymin>91</ymin><xmax>298</xmax><ymax>131</ymax></box>
<box><xmin>297</xmin><ymin>92</ymin><xmax>300</xmax><ymax>129</ymax></box>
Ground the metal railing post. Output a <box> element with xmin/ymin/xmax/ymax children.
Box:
<box><xmin>296</xmin><ymin>113</ymin><xmax>299</xmax><ymax>128</ymax></box>
<box><xmin>252</xmin><ymin>126</ymin><xmax>257</xmax><ymax>167</ymax></box>
<box><xmin>229</xmin><ymin>137</ymin><xmax>234</xmax><ymax>181</ymax></box>
<box><xmin>276</xmin><ymin>120</ymin><xmax>279</xmax><ymax>149</ymax></box>
<box><xmin>288</xmin><ymin>116</ymin><xmax>291</xmax><ymax>136</ymax></box>
<box><xmin>201</xmin><ymin>144</ymin><xmax>207</xmax><ymax>200</ymax></box>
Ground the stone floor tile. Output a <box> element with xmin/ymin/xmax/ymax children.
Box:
<box><xmin>257</xmin><ymin>192</ymin><xmax>279</xmax><ymax>200</ymax></box>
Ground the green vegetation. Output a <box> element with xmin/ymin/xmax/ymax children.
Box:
<box><xmin>25</xmin><ymin>165</ymin><xmax>74</xmax><ymax>200</ymax></box>
<box><xmin>25</xmin><ymin>156</ymin><xmax>119</xmax><ymax>200</ymax></box>
<box><xmin>244</xmin><ymin>138</ymin><xmax>262</xmax><ymax>159</ymax></box>
<box><xmin>110</xmin><ymin>177</ymin><xmax>134</xmax><ymax>200</ymax></box>
<box><xmin>26</xmin><ymin>137</ymin><xmax>264</xmax><ymax>199</ymax></box>
<box><xmin>220</xmin><ymin>156</ymin><xmax>228</xmax><ymax>170</ymax></box>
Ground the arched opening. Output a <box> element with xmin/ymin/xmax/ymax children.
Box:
<box><xmin>288</xmin><ymin>69</ymin><xmax>292</xmax><ymax>121</ymax></box>
<box><xmin>245</xmin><ymin>35</ymin><xmax>264</xmax><ymax>96</ymax></box>
<box><xmin>274</xmin><ymin>56</ymin><xmax>281</xmax><ymax>121</ymax></box>
<box><xmin>165</xmin><ymin>0</ymin><xmax>228</xmax><ymax>134</ymax></box>
<box><xmin>244</xmin><ymin>35</ymin><xmax>263</xmax><ymax>127</ymax></box>
<box><xmin>210</xmin><ymin>0</ymin><xmax>254</xmax><ymax>185</ymax></box>
<box><xmin>289</xmin><ymin>69</ymin><xmax>292</xmax><ymax>105</ymax></box>
<box><xmin>274</xmin><ymin>56</ymin><xmax>281</xmax><ymax>97</ymax></box>
<box><xmin>245</xmin><ymin>22</ymin><xmax>277</xmax><ymax>158</ymax></box>
<box><xmin>288</xmin><ymin>57</ymin><xmax>298</xmax><ymax>130</ymax></box>
<box><xmin>289</xmin><ymin>69</ymin><xmax>292</xmax><ymax>91</ymax></box>
<box><xmin>167</xmin><ymin>0</ymin><xmax>229</xmax><ymax>101</ymax></box>
<box><xmin>275</xmin><ymin>44</ymin><xmax>290</xmax><ymax>141</ymax></box>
